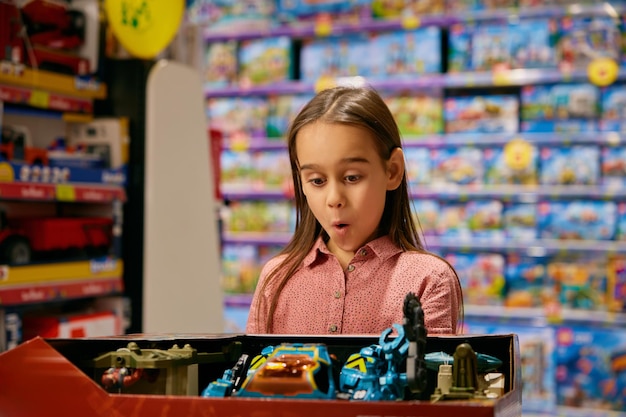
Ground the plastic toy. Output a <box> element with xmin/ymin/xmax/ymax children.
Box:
<box><xmin>0</xmin><ymin>125</ymin><xmax>48</xmax><ymax>166</ymax></box>
<box><xmin>203</xmin><ymin>292</ymin><xmax>430</xmax><ymax>401</ymax></box>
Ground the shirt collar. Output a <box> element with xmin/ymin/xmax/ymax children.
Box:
<box><xmin>303</xmin><ymin>235</ymin><xmax>403</xmax><ymax>268</ymax></box>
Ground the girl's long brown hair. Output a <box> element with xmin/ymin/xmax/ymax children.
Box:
<box><xmin>253</xmin><ymin>85</ymin><xmax>463</xmax><ymax>332</ymax></box>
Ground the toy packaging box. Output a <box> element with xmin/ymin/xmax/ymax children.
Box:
<box><xmin>601</xmin><ymin>146</ymin><xmax>626</xmax><ymax>187</ymax></box>
<box><xmin>555</xmin><ymin>325</ymin><xmax>626</xmax><ymax>411</ymax></box>
<box><xmin>546</xmin><ymin>255</ymin><xmax>610</xmax><ymax>311</ymax></box>
<box><xmin>521</xmin><ymin>120</ymin><xmax>598</xmax><ymax>133</ymax></box>
<box><xmin>600</xmin><ymin>84</ymin><xmax>626</xmax><ymax>132</ymax></box>
<box><xmin>404</xmin><ymin>147</ymin><xmax>432</xmax><ymax>185</ymax></box>
<box><xmin>223</xmin><ymin>200</ymin><xmax>294</xmax><ymax>234</ymax></box>
<box><xmin>300</xmin><ymin>34</ymin><xmax>371</xmax><ymax>82</ymax></box>
<box><xmin>206</xmin><ymin>97</ymin><xmax>269</xmax><ymax>139</ymax></box>
<box><xmin>369</xmin><ymin>27</ymin><xmax>442</xmax><ymax>79</ymax></box>
<box><xmin>537</xmin><ymin>200</ymin><xmax>617</xmax><ymax>241</ymax></box>
<box><xmin>521</xmin><ymin>83</ymin><xmax>600</xmax><ymax>121</ymax></box>
<box><xmin>430</xmin><ymin>147</ymin><xmax>484</xmax><ymax>185</ymax></box>
<box><xmin>503</xmin><ymin>203</ymin><xmax>537</xmax><ymax>240</ymax></box>
<box><xmin>465</xmin><ymin>200</ymin><xmax>505</xmax><ymax>240</ymax></box>
<box><xmin>384</xmin><ymin>93</ymin><xmax>443</xmax><ymax>136</ymax></box>
<box><xmin>238</xmin><ymin>36</ymin><xmax>293</xmax><ymax>86</ymax></box>
<box><xmin>266</xmin><ymin>94</ymin><xmax>313</xmax><ymax>138</ymax></box>
<box><xmin>372</xmin><ymin>0</ymin><xmax>445</xmax><ymax>17</ymax></box>
<box><xmin>444</xmin><ymin>252</ymin><xmax>506</xmax><ymax>305</ymax></box>
<box><xmin>412</xmin><ymin>199</ymin><xmax>440</xmax><ymax>236</ymax></box>
<box><xmin>539</xmin><ymin>145</ymin><xmax>600</xmax><ymax>186</ymax></box>
<box><xmin>483</xmin><ymin>142</ymin><xmax>539</xmax><ymax>185</ymax></box>
<box><xmin>204</xmin><ymin>40</ymin><xmax>238</xmax><ymax>88</ymax></box>
<box><xmin>250</xmin><ymin>150</ymin><xmax>291</xmax><ymax>191</ymax></box>
<box><xmin>0</xmin><ymin>332</ymin><xmax>522</xmax><ymax>417</ymax></box>
<box><xmin>276</xmin><ymin>0</ymin><xmax>371</xmax><ymax>27</ymax></box>
<box><xmin>437</xmin><ymin>202</ymin><xmax>471</xmax><ymax>238</ymax></box>
<box><xmin>193</xmin><ymin>0</ymin><xmax>277</xmax><ymax>33</ymax></box>
<box><xmin>503</xmin><ymin>253</ymin><xmax>547</xmax><ymax>308</ymax></box>
<box><xmin>444</xmin><ymin>95</ymin><xmax>519</xmax><ymax>134</ymax></box>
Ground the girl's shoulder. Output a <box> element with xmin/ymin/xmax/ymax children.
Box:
<box><xmin>397</xmin><ymin>249</ymin><xmax>455</xmax><ymax>274</ymax></box>
<box><xmin>260</xmin><ymin>253</ymin><xmax>289</xmax><ymax>276</ymax></box>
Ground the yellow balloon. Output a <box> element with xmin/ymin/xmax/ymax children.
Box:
<box><xmin>104</xmin><ymin>0</ymin><xmax>184</xmax><ymax>59</ymax></box>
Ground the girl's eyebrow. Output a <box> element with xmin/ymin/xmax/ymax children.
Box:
<box><xmin>299</xmin><ymin>157</ymin><xmax>371</xmax><ymax>171</ymax></box>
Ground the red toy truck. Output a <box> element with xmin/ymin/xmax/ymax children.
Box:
<box><xmin>0</xmin><ymin>214</ymin><xmax>113</xmax><ymax>265</ymax></box>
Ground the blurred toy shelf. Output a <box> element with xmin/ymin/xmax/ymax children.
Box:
<box><xmin>202</xmin><ymin>3</ymin><xmax>625</xmax><ymax>42</ymax></box>
<box><xmin>0</xmin><ymin>259</ymin><xmax>124</xmax><ymax>307</ymax></box>
<box><xmin>0</xmin><ymin>66</ymin><xmax>106</xmax><ymax>114</ymax></box>
<box><xmin>0</xmin><ymin>181</ymin><xmax>126</xmax><ymax>203</ymax></box>
<box><xmin>205</xmin><ymin>68</ymin><xmax>626</xmax><ymax>98</ymax></box>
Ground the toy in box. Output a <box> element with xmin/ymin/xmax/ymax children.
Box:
<box><xmin>300</xmin><ymin>34</ymin><xmax>371</xmax><ymax>82</ymax></box>
<box><xmin>411</xmin><ymin>199</ymin><xmax>439</xmax><ymax>236</ymax></box>
<box><xmin>537</xmin><ymin>200</ymin><xmax>617</xmax><ymax>240</ymax></box>
<box><xmin>521</xmin><ymin>83</ymin><xmax>600</xmax><ymax>121</ymax></box>
<box><xmin>463</xmin><ymin>319</ymin><xmax>556</xmax><ymax>414</ymax></box>
<box><xmin>555</xmin><ymin>16</ymin><xmax>621</xmax><ymax>71</ymax></box>
<box><xmin>471</xmin><ymin>23</ymin><xmax>512</xmax><ymax>71</ymax></box>
<box><xmin>503</xmin><ymin>203</ymin><xmax>537</xmax><ymax>241</ymax></box>
<box><xmin>447</xmin><ymin>23</ymin><xmax>473</xmax><ymax>72</ymax></box>
<box><xmin>436</xmin><ymin>202</ymin><xmax>470</xmax><ymax>238</ymax></box>
<box><xmin>444</xmin><ymin>95</ymin><xmax>519</xmax><ymax>134</ymax></box>
<box><xmin>250</xmin><ymin>150</ymin><xmax>291</xmax><ymax>191</ymax></box>
<box><xmin>504</xmin><ymin>253</ymin><xmax>548</xmax><ymax>308</ymax></box>
<box><xmin>600</xmin><ymin>83</ymin><xmax>626</xmax><ymax>120</ymax></box>
<box><xmin>224</xmin><ymin>201</ymin><xmax>293</xmax><ymax>233</ymax></box>
<box><xmin>547</xmin><ymin>255</ymin><xmax>609</xmax><ymax>311</ymax></box>
<box><xmin>444</xmin><ymin>252</ymin><xmax>506</xmax><ymax>305</ymax></box>
<box><xmin>238</xmin><ymin>37</ymin><xmax>293</xmax><ymax>86</ymax></box>
<box><xmin>197</xmin><ymin>0</ymin><xmax>276</xmax><ymax>33</ymax></box>
<box><xmin>221</xmin><ymin>243</ymin><xmax>258</xmax><ymax>293</ymax></box>
<box><xmin>430</xmin><ymin>147</ymin><xmax>483</xmax><ymax>185</ymax></box>
<box><xmin>276</xmin><ymin>0</ymin><xmax>371</xmax><ymax>27</ymax></box>
<box><xmin>607</xmin><ymin>255</ymin><xmax>626</xmax><ymax>312</ymax></box>
<box><xmin>615</xmin><ymin>202</ymin><xmax>626</xmax><ymax>241</ymax></box>
<box><xmin>404</xmin><ymin>147</ymin><xmax>432</xmax><ymax>186</ymax></box>
<box><xmin>555</xmin><ymin>325</ymin><xmax>626</xmax><ymax>411</ymax></box>
<box><xmin>22</xmin><ymin>310</ymin><xmax>121</xmax><ymax>340</ymax></box>
<box><xmin>207</xmin><ymin>97</ymin><xmax>269</xmax><ymax>139</ymax></box>
<box><xmin>465</xmin><ymin>200</ymin><xmax>505</xmax><ymax>239</ymax></box>
<box><xmin>266</xmin><ymin>94</ymin><xmax>313</xmax><ymax>138</ymax></box>
<box><xmin>384</xmin><ymin>93</ymin><xmax>443</xmax><ymax>136</ymax></box>
<box><xmin>220</xmin><ymin>150</ymin><xmax>254</xmax><ymax>193</ymax></box>
<box><xmin>204</xmin><ymin>41</ymin><xmax>238</xmax><ymax>87</ymax></box>
<box><xmin>509</xmin><ymin>19</ymin><xmax>558</xmax><ymax>69</ymax></box>
<box><xmin>601</xmin><ymin>146</ymin><xmax>626</xmax><ymax>187</ymax></box>
<box><xmin>539</xmin><ymin>146</ymin><xmax>600</xmax><ymax>185</ymax></box>
<box><xmin>372</xmin><ymin>0</ymin><xmax>444</xmax><ymax>17</ymax></box>
<box><xmin>369</xmin><ymin>27</ymin><xmax>442</xmax><ymax>78</ymax></box>
<box><xmin>445</xmin><ymin>0</ymin><xmax>515</xmax><ymax>12</ymax></box>
<box><xmin>484</xmin><ymin>140</ymin><xmax>539</xmax><ymax>185</ymax></box>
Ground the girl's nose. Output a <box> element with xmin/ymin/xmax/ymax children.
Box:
<box><xmin>326</xmin><ymin>182</ymin><xmax>344</xmax><ymax>208</ymax></box>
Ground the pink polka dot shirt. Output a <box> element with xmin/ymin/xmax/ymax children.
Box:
<box><xmin>246</xmin><ymin>235</ymin><xmax>462</xmax><ymax>335</ymax></box>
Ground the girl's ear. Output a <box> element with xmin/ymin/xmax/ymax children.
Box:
<box><xmin>386</xmin><ymin>147</ymin><xmax>405</xmax><ymax>191</ymax></box>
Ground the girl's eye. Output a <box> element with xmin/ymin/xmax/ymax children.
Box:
<box><xmin>309</xmin><ymin>178</ymin><xmax>325</xmax><ymax>186</ymax></box>
<box><xmin>345</xmin><ymin>175</ymin><xmax>360</xmax><ymax>183</ymax></box>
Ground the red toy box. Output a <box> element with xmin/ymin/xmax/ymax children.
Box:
<box><xmin>0</xmin><ymin>332</ymin><xmax>521</xmax><ymax>417</ymax></box>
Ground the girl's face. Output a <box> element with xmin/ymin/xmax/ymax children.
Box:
<box><xmin>296</xmin><ymin>122</ymin><xmax>404</xmax><ymax>264</ymax></box>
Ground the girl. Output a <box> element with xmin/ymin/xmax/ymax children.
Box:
<box><xmin>246</xmin><ymin>86</ymin><xmax>463</xmax><ymax>335</ymax></box>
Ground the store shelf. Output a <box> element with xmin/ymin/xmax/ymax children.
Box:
<box><xmin>0</xmin><ymin>258</ymin><xmax>124</xmax><ymax>307</ymax></box>
<box><xmin>203</xmin><ymin>3</ymin><xmax>625</xmax><ymax>42</ymax></box>
<box><xmin>0</xmin><ymin>181</ymin><xmax>126</xmax><ymax>203</ymax></box>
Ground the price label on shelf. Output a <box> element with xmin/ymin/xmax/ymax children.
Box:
<box><xmin>28</xmin><ymin>90</ymin><xmax>50</xmax><ymax>108</ymax></box>
<box><xmin>55</xmin><ymin>184</ymin><xmax>76</xmax><ymax>202</ymax></box>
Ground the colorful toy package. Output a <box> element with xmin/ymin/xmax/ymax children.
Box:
<box><xmin>445</xmin><ymin>0</ymin><xmax>516</xmax><ymax>12</ymax></box>
<box><xmin>547</xmin><ymin>255</ymin><xmax>609</xmax><ymax>311</ymax></box>
<box><xmin>600</xmin><ymin>83</ymin><xmax>626</xmax><ymax>132</ymax></box>
<box><xmin>238</xmin><ymin>36</ymin><xmax>293</xmax><ymax>85</ymax></box>
<box><xmin>447</xmin><ymin>23</ymin><xmax>473</xmax><ymax>72</ymax></box>
<box><xmin>276</xmin><ymin>0</ymin><xmax>371</xmax><ymax>26</ymax></box>
<box><xmin>221</xmin><ymin>243</ymin><xmax>259</xmax><ymax>293</ymax></box>
<box><xmin>266</xmin><ymin>94</ymin><xmax>313</xmax><ymax>138</ymax></box>
<box><xmin>221</xmin><ymin>150</ymin><xmax>254</xmax><ymax>193</ymax></box>
<box><xmin>503</xmin><ymin>203</ymin><xmax>537</xmax><ymax>240</ymax></box>
<box><xmin>372</xmin><ymin>0</ymin><xmax>444</xmax><ymax>17</ymax></box>
<box><xmin>411</xmin><ymin>199</ymin><xmax>440</xmax><ymax>237</ymax></box>
<box><xmin>384</xmin><ymin>93</ymin><xmax>443</xmax><ymax>136</ymax></box>
<box><xmin>607</xmin><ymin>255</ymin><xmax>626</xmax><ymax>312</ymax></box>
<box><xmin>369</xmin><ymin>27</ymin><xmax>442</xmax><ymax>78</ymax></box>
<box><xmin>463</xmin><ymin>319</ymin><xmax>556</xmax><ymax>414</ymax></box>
<box><xmin>207</xmin><ymin>97</ymin><xmax>269</xmax><ymax>139</ymax></box>
<box><xmin>188</xmin><ymin>0</ymin><xmax>276</xmax><ymax>31</ymax></box>
<box><xmin>404</xmin><ymin>147</ymin><xmax>432</xmax><ymax>186</ymax></box>
<box><xmin>224</xmin><ymin>201</ymin><xmax>293</xmax><ymax>233</ymax></box>
<box><xmin>471</xmin><ymin>23</ymin><xmax>512</xmax><ymax>71</ymax></box>
<box><xmin>616</xmin><ymin>202</ymin><xmax>626</xmax><ymax>241</ymax></box>
<box><xmin>539</xmin><ymin>145</ymin><xmax>600</xmax><ymax>186</ymax></box>
<box><xmin>521</xmin><ymin>120</ymin><xmax>598</xmax><ymax>133</ymax></box>
<box><xmin>537</xmin><ymin>200</ymin><xmax>617</xmax><ymax>240</ymax></box>
<box><xmin>437</xmin><ymin>202</ymin><xmax>470</xmax><ymax>238</ymax></box>
<box><xmin>430</xmin><ymin>147</ymin><xmax>484</xmax><ymax>185</ymax></box>
<box><xmin>251</xmin><ymin>150</ymin><xmax>291</xmax><ymax>192</ymax></box>
<box><xmin>555</xmin><ymin>325</ymin><xmax>626</xmax><ymax>411</ymax></box>
<box><xmin>300</xmin><ymin>34</ymin><xmax>371</xmax><ymax>82</ymax></box>
<box><xmin>554</xmin><ymin>16</ymin><xmax>621</xmax><ymax>70</ymax></box>
<box><xmin>444</xmin><ymin>95</ymin><xmax>519</xmax><ymax>134</ymax></box>
<box><xmin>444</xmin><ymin>252</ymin><xmax>506</xmax><ymax>305</ymax></box>
<box><xmin>484</xmin><ymin>140</ymin><xmax>539</xmax><ymax>185</ymax></box>
<box><xmin>509</xmin><ymin>19</ymin><xmax>558</xmax><ymax>69</ymax></box>
<box><xmin>504</xmin><ymin>253</ymin><xmax>548</xmax><ymax>308</ymax></box>
<box><xmin>521</xmin><ymin>83</ymin><xmax>600</xmax><ymax>121</ymax></box>
<box><xmin>601</xmin><ymin>146</ymin><xmax>626</xmax><ymax>187</ymax></box>
<box><xmin>204</xmin><ymin>40</ymin><xmax>238</xmax><ymax>87</ymax></box>
<box><xmin>466</xmin><ymin>200</ymin><xmax>505</xmax><ymax>239</ymax></box>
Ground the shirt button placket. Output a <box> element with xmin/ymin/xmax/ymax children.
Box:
<box><xmin>329</xmin><ymin>324</ymin><xmax>338</xmax><ymax>333</ymax></box>
<box><xmin>347</xmin><ymin>264</ymin><xmax>355</xmax><ymax>272</ymax></box>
